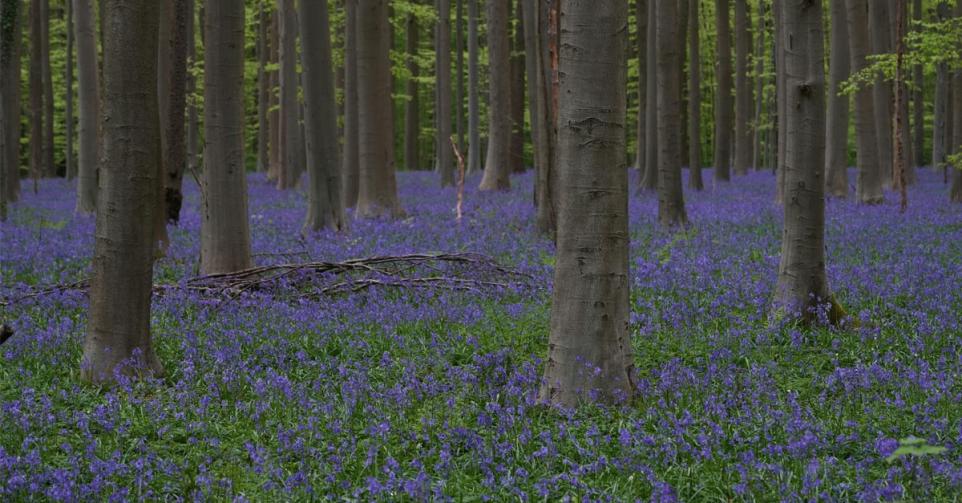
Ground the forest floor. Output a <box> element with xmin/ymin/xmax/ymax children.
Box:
<box><xmin>1</xmin><ymin>169</ymin><xmax>961</xmax><ymax>501</ymax></box>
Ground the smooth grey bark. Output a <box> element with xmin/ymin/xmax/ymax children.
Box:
<box><xmin>456</xmin><ymin>0</ymin><xmax>465</xmax><ymax>152</ymax></box>
<box><xmin>40</xmin><ymin>0</ymin><xmax>53</xmax><ymax>177</ymax></box>
<box><xmin>200</xmin><ymin>0</ymin><xmax>252</xmax><ymax>275</ymax></box>
<box><xmin>772</xmin><ymin>0</ymin><xmax>841</xmax><ymax>324</ymax></box>
<box><xmin>640</xmin><ymin>0</ymin><xmax>657</xmax><ymax>190</ymax></box>
<box><xmin>933</xmin><ymin>1</ymin><xmax>949</xmax><ymax>172</ymax></box>
<box><xmin>677</xmin><ymin>0</ymin><xmax>688</xmax><ymax>169</ymax></box>
<box><xmin>467</xmin><ymin>0</ymin><xmax>480</xmax><ymax>173</ymax></box>
<box><xmin>0</xmin><ymin>0</ymin><xmax>23</xmax><ymax>215</ymax></box>
<box><xmin>656</xmin><ymin>0</ymin><xmax>686</xmax><ymax>227</ymax></box>
<box><xmin>404</xmin><ymin>11</ymin><xmax>420</xmax><ymax>171</ymax></box>
<box><xmin>774</xmin><ymin>0</ymin><xmax>785</xmax><ymax>202</ymax></box>
<box><xmin>65</xmin><ymin>0</ymin><xmax>73</xmax><ymax>180</ymax></box>
<box><xmin>522</xmin><ymin>0</ymin><xmax>556</xmax><ymax>237</ymax></box>
<box><xmin>437</xmin><ymin>0</ymin><xmax>455</xmax><ymax>186</ymax></box>
<box><xmin>82</xmin><ymin>0</ymin><xmax>164</xmax><ymax>385</ymax></box>
<box><xmin>825</xmin><ymin>0</ymin><xmax>850</xmax><ymax>198</ymax></box>
<box><xmin>342</xmin><ymin>0</ymin><xmax>359</xmax><ymax>208</ymax></box>
<box><xmin>733</xmin><ymin>0</ymin><xmax>752</xmax><ymax>175</ymax></box>
<box><xmin>912</xmin><ymin>0</ymin><xmax>923</xmax><ymax>168</ymax></box>
<box><xmin>509</xmin><ymin>2</ymin><xmax>524</xmax><ymax>174</ymax></box>
<box><xmin>751</xmin><ymin>0</ymin><xmax>765</xmax><ymax>171</ymax></box>
<box><xmin>278</xmin><ymin>0</ymin><xmax>301</xmax><ymax>190</ymax></box>
<box><xmin>893</xmin><ymin>0</ymin><xmax>912</xmax><ymax>195</ymax></box>
<box><xmin>869</xmin><ymin>1</ymin><xmax>894</xmax><ymax>188</ymax></box>
<box><xmin>540</xmin><ymin>0</ymin><xmax>634</xmax><ymax>408</ymax></box>
<box><xmin>953</xmin><ymin>3</ymin><xmax>962</xmax><ymax>202</ymax></box>
<box><xmin>268</xmin><ymin>9</ymin><xmax>280</xmax><ymax>181</ymax></box>
<box><xmin>634</xmin><ymin>0</ymin><xmax>646</xmax><ymax>172</ymax></box>
<box><xmin>29</xmin><ymin>0</ymin><xmax>43</xmax><ymax>184</ymax></box>
<box><xmin>846</xmin><ymin>0</ymin><xmax>883</xmax><ymax>204</ymax></box>
<box><xmin>688</xmin><ymin>0</ymin><xmax>702</xmax><ymax>190</ymax></box>
<box><xmin>164</xmin><ymin>0</ymin><xmax>190</xmax><ymax>224</ymax></box>
<box><xmin>257</xmin><ymin>1</ymin><xmax>269</xmax><ymax>174</ymax></box>
<box><xmin>356</xmin><ymin>0</ymin><xmax>402</xmax><ymax>218</ymax></box>
<box><xmin>714</xmin><ymin>0</ymin><xmax>733</xmax><ymax>181</ymax></box>
<box><xmin>479</xmin><ymin>0</ymin><xmax>511</xmax><ymax>191</ymax></box>
<box><xmin>73</xmin><ymin>0</ymin><xmax>98</xmax><ymax>212</ymax></box>
<box><xmin>186</xmin><ymin>0</ymin><xmax>199</xmax><ymax>181</ymax></box>
<box><xmin>299</xmin><ymin>0</ymin><xmax>344</xmax><ymax>232</ymax></box>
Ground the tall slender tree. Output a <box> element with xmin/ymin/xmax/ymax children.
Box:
<box><xmin>257</xmin><ymin>1</ymin><xmax>270</xmax><ymax>174</ymax></box>
<box><xmin>299</xmin><ymin>0</ymin><xmax>344</xmax><ymax>231</ymax></box>
<box><xmin>933</xmin><ymin>2</ymin><xmax>950</xmax><ymax>173</ymax></box>
<box><xmin>1</xmin><ymin>0</ymin><xmax>24</xmax><ymax>206</ymax></box>
<box><xmin>847</xmin><ymin>0</ymin><xmax>883</xmax><ymax>204</ymax></box>
<box><xmin>869</xmin><ymin>1</ymin><xmax>894</xmax><ymax>188</ymax></box>
<box><xmin>751</xmin><ymin>0</ymin><xmax>766</xmax><ymax>171</ymax></box>
<box><xmin>522</xmin><ymin>0</ymin><xmax>555</xmax><ymax>236</ymax></box>
<box><xmin>509</xmin><ymin>3</ymin><xmax>525</xmax><ymax>174</ymax></box>
<box><xmin>73</xmin><ymin>0</ymin><xmax>98</xmax><ymax>212</ymax></box>
<box><xmin>186</xmin><ymin>0</ymin><xmax>200</xmax><ymax>181</ymax></box>
<box><xmin>714</xmin><ymin>0</ymin><xmax>733</xmax><ymax>182</ymax></box>
<box><xmin>640</xmin><ymin>0</ymin><xmax>658</xmax><ymax>190</ymax></box>
<box><xmin>200</xmin><ymin>0</ymin><xmax>252</xmax><ymax>275</ymax></box>
<box><xmin>911</xmin><ymin>0</ymin><xmax>923</xmax><ymax>168</ymax></box>
<box><xmin>82</xmin><ymin>0</ymin><xmax>164</xmax><ymax>384</ymax></box>
<box><xmin>772</xmin><ymin>0</ymin><xmax>843</xmax><ymax>324</ymax></box>
<box><xmin>65</xmin><ymin>0</ymin><xmax>74</xmax><ymax>180</ymax></box>
<box><xmin>733</xmin><ymin>0</ymin><xmax>752</xmax><ymax>175</ymax></box>
<box><xmin>404</xmin><ymin>10</ymin><xmax>420</xmax><ymax>171</ymax></box>
<box><xmin>825</xmin><ymin>0</ymin><xmax>851</xmax><ymax>198</ymax></box>
<box><xmin>277</xmin><ymin>0</ymin><xmax>301</xmax><ymax>190</ymax></box>
<box><xmin>688</xmin><ymin>0</ymin><xmax>702</xmax><ymax>190</ymax></box>
<box><xmin>541</xmin><ymin>0</ymin><xmax>634</xmax><ymax>408</ymax></box>
<box><xmin>40</xmin><ymin>0</ymin><xmax>54</xmax><ymax>177</ymax></box>
<box><xmin>656</xmin><ymin>0</ymin><xmax>686</xmax><ymax>227</ymax></box>
<box><xmin>164</xmin><ymin>0</ymin><xmax>191</xmax><ymax>224</ymax></box>
<box><xmin>455</xmin><ymin>0</ymin><xmax>465</xmax><ymax>152</ymax></box>
<box><xmin>342</xmin><ymin>0</ymin><xmax>359</xmax><ymax>207</ymax></box>
<box><xmin>467</xmin><ymin>0</ymin><xmax>481</xmax><ymax>173</ymax></box>
<box><xmin>952</xmin><ymin>2</ymin><xmax>962</xmax><ymax>203</ymax></box>
<box><xmin>356</xmin><ymin>0</ymin><xmax>403</xmax><ymax>218</ymax></box>
<box><xmin>29</xmin><ymin>0</ymin><xmax>43</xmax><ymax>185</ymax></box>
<box><xmin>437</xmin><ymin>0</ymin><xmax>455</xmax><ymax>186</ymax></box>
<box><xmin>268</xmin><ymin>9</ymin><xmax>281</xmax><ymax>180</ymax></box>
<box><xmin>479</xmin><ymin>0</ymin><xmax>511</xmax><ymax>191</ymax></box>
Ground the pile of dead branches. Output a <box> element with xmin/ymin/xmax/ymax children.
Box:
<box><xmin>1</xmin><ymin>253</ymin><xmax>531</xmax><ymax>306</ymax></box>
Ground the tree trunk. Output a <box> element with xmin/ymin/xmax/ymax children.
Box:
<box><xmin>41</xmin><ymin>0</ymin><xmax>54</xmax><ymax>177</ymax></box>
<box><xmin>0</xmin><ymin>0</ymin><xmax>24</xmax><ymax>215</ymax></box>
<box><xmin>688</xmin><ymin>0</ymin><xmax>702</xmax><ymax>190</ymax></box>
<box><xmin>73</xmin><ymin>0</ymin><xmax>98</xmax><ymax>213</ymax></box>
<box><xmin>774</xmin><ymin>0</ymin><xmax>785</xmax><ymax>202</ymax></box>
<box><xmin>479</xmin><ymin>0</ymin><xmax>511</xmax><ymax>191</ymax></box>
<box><xmin>257</xmin><ymin>1</ymin><xmax>270</xmax><ymax>174</ymax></box>
<box><xmin>714</xmin><ymin>0</ymin><xmax>733</xmax><ymax>182</ymax></box>
<box><xmin>893</xmin><ymin>0</ymin><xmax>908</xmax><ymax>208</ymax></box>
<box><xmin>65</xmin><ymin>0</ymin><xmax>74</xmax><ymax>180</ymax></box>
<box><xmin>467</xmin><ymin>0</ymin><xmax>481</xmax><ymax>173</ymax></box>
<box><xmin>933</xmin><ymin>0</ymin><xmax>949</xmax><ymax>173</ymax></box>
<box><xmin>772</xmin><ymin>0</ymin><xmax>840</xmax><ymax>324</ymax></box>
<box><xmin>634</xmin><ymin>0</ymin><xmax>646</xmax><ymax>173</ymax></box>
<box><xmin>869</xmin><ymin>1</ymin><xmax>894</xmax><ymax>188</ymax></box>
<box><xmin>437</xmin><ymin>0</ymin><xmax>455</xmax><ymax>186</ymax></box>
<box><xmin>200</xmin><ymin>0</ymin><xmax>252</xmax><ymax>275</ymax></box>
<box><xmin>825</xmin><ymin>0</ymin><xmax>850</xmax><ymax>198</ymax></box>
<box><xmin>164</xmin><ymin>0</ymin><xmax>190</xmax><ymax>224</ymax></box>
<box><xmin>29</xmin><ymin>0</ymin><xmax>43</xmax><ymax>185</ymax></box>
<box><xmin>540</xmin><ymin>0</ymin><xmax>634</xmax><ymax>408</ymax></box>
<box><xmin>82</xmin><ymin>0</ymin><xmax>164</xmax><ymax>384</ymax></box>
<box><xmin>186</xmin><ymin>0</ymin><xmax>199</xmax><ymax>181</ymax></box>
<box><xmin>404</xmin><ymin>11</ymin><xmax>420</xmax><ymax>170</ymax></box>
<box><xmin>522</xmin><ymin>0</ymin><xmax>556</xmax><ymax>237</ymax></box>
<box><xmin>278</xmin><ymin>0</ymin><xmax>301</xmax><ymax>190</ymax></box>
<box><xmin>299</xmin><ymin>0</ymin><xmax>345</xmax><ymax>231</ymax></box>
<box><xmin>656</xmin><ymin>0</ymin><xmax>687</xmax><ymax>227</ymax></box>
<box><xmin>911</xmin><ymin>0</ymin><xmax>923</xmax><ymax>169</ymax></box>
<box><xmin>356</xmin><ymin>0</ymin><xmax>403</xmax><ymax>218</ymax></box>
<box><xmin>456</xmin><ymin>0</ymin><xmax>465</xmax><ymax>152</ymax></box>
<box><xmin>847</xmin><ymin>0</ymin><xmax>883</xmax><ymax>204</ymax></box>
<box><xmin>639</xmin><ymin>0</ymin><xmax>658</xmax><ymax>190</ymax></box>
<box><xmin>952</xmin><ymin>3</ymin><xmax>962</xmax><ymax>203</ymax></box>
<box><xmin>267</xmin><ymin>9</ymin><xmax>280</xmax><ymax>181</ymax></box>
<box><xmin>509</xmin><ymin>2</ymin><xmax>525</xmax><ymax>174</ymax></box>
<box><xmin>751</xmin><ymin>0</ymin><xmax>765</xmax><ymax>171</ymax></box>
<box><xmin>342</xmin><ymin>0</ymin><xmax>359</xmax><ymax>208</ymax></box>
<box><xmin>733</xmin><ymin>0</ymin><xmax>752</xmax><ymax>175</ymax></box>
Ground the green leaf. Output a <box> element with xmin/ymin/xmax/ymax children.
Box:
<box><xmin>885</xmin><ymin>437</ymin><xmax>947</xmax><ymax>463</ymax></box>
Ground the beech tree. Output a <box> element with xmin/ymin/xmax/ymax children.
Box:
<box><xmin>1</xmin><ymin>0</ymin><xmax>24</xmax><ymax>209</ymax></box>
<box><xmin>65</xmin><ymin>0</ymin><xmax>73</xmax><ymax>180</ymax></box>
<box><xmin>40</xmin><ymin>0</ymin><xmax>53</xmax><ymax>178</ymax></box>
<box><xmin>825</xmin><ymin>0</ymin><xmax>850</xmax><ymax>198</ymax></box>
<box><xmin>277</xmin><ymin>0</ymin><xmax>301</xmax><ymax>190</ymax></box>
<box><xmin>200</xmin><ymin>0</ymin><xmax>252</xmax><ymax>275</ymax></box>
<box><xmin>869</xmin><ymin>1</ymin><xmax>894</xmax><ymax>188</ymax></box>
<box><xmin>299</xmin><ymin>0</ymin><xmax>344</xmax><ymax>231</ymax></box>
<box><xmin>437</xmin><ymin>0</ymin><xmax>455</xmax><ymax>187</ymax></box>
<box><xmin>479</xmin><ymin>0</ymin><xmax>511</xmax><ymax>191</ymax></box>
<box><xmin>772</xmin><ymin>0</ymin><xmax>843</xmax><ymax>324</ymax></box>
<box><xmin>29</xmin><ymin>0</ymin><xmax>43</xmax><ymax>183</ymax></box>
<box><xmin>509</xmin><ymin>3</ymin><xmax>525</xmax><ymax>175</ymax></box>
<box><xmin>714</xmin><ymin>0</ymin><xmax>733</xmax><ymax>182</ymax></box>
<box><xmin>688</xmin><ymin>0</ymin><xmax>702</xmax><ymax>190</ymax></box>
<box><xmin>953</xmin><ymin>3</ymin><xmax>962</xmax><ymax>203</ymax></box>
<box><xmin>656</xmin><ymin>0</ymin><xmax>686</xmax><ymax>227</ymax></box>
<box><xmin>522</xmin><ymin>0</ymin><xmax>556</xmax><ymax>237</ymax></box>
<box><xmin>467</xmin><ymin>0</ymin><xmax>480</xmax><ymax>173</ymax></box>
<box><xmin>404</xmin><ymin>10</ymin><xmax>420</xmax><ymax>171</ymax></box>
<box><xmin>257</xmin><ymin>2</ymin><xmax>270</xmax><ymax>175</ymax></box>
<box><xmin>933</xmin><ymin>2</ymin><xmax>950</xmax><ymax>173</ymax></box>
<box><xmin>82</xmin><ymin>0</ymin><xmax>164</xmax><ymax>384</ymax></box>
<box><xmin>73</xmin><ymin>0</ymin><xmax>98</xmax><ymax>213</ymax></box>
<box><xmin>356</xmin><ymin>0</ymin><xmax>403</xmax><ymax>218</ymax></box>
<box><xmin>733</xmin><ymin>0</ymin><xmax>752</xmax><ymax>175</ymax></box>
<box><xmin>342</xmin><ymin>0</ymin><xmax>359</xmax><ymax>208</ymax></box>
<box><xmin>634</xmin><ymin>0</ymin><xmax>647</xmax><ymax>174</ymax></box>
<box><xmin>846</xmin><ymin>0</ymin><xmax>883</xmax><ymax>204</ymax></box>
<box><xmin>640</xmin><ymin>0</ymin><xmax>657</xmax><ymax>190</ymax></box>
<box><xmin>541</xmin><ymin>0</ymin><xmax>634</xmax><ymax>408</ymax></box>
<box><xmin>164</xmin><ymin>0</ymin><xmax>191</xmax><ymax>224</ymax></box>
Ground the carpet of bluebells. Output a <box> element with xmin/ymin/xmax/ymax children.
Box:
<box><xmin>2</xmin><ymin>168</ymin><xmax>962</xmax><ymax>501</ymax></box>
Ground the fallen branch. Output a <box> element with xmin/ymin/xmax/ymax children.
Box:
<box><xmin>1</xmin><ymin>253</ymin><xmax>530</xmax><ymax>306</ymax></box>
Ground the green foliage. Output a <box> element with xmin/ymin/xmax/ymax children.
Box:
<box><xmin>885</xmin><ymin>436</ymin><xmax>947</xmax><ymax>463</ymax></box>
